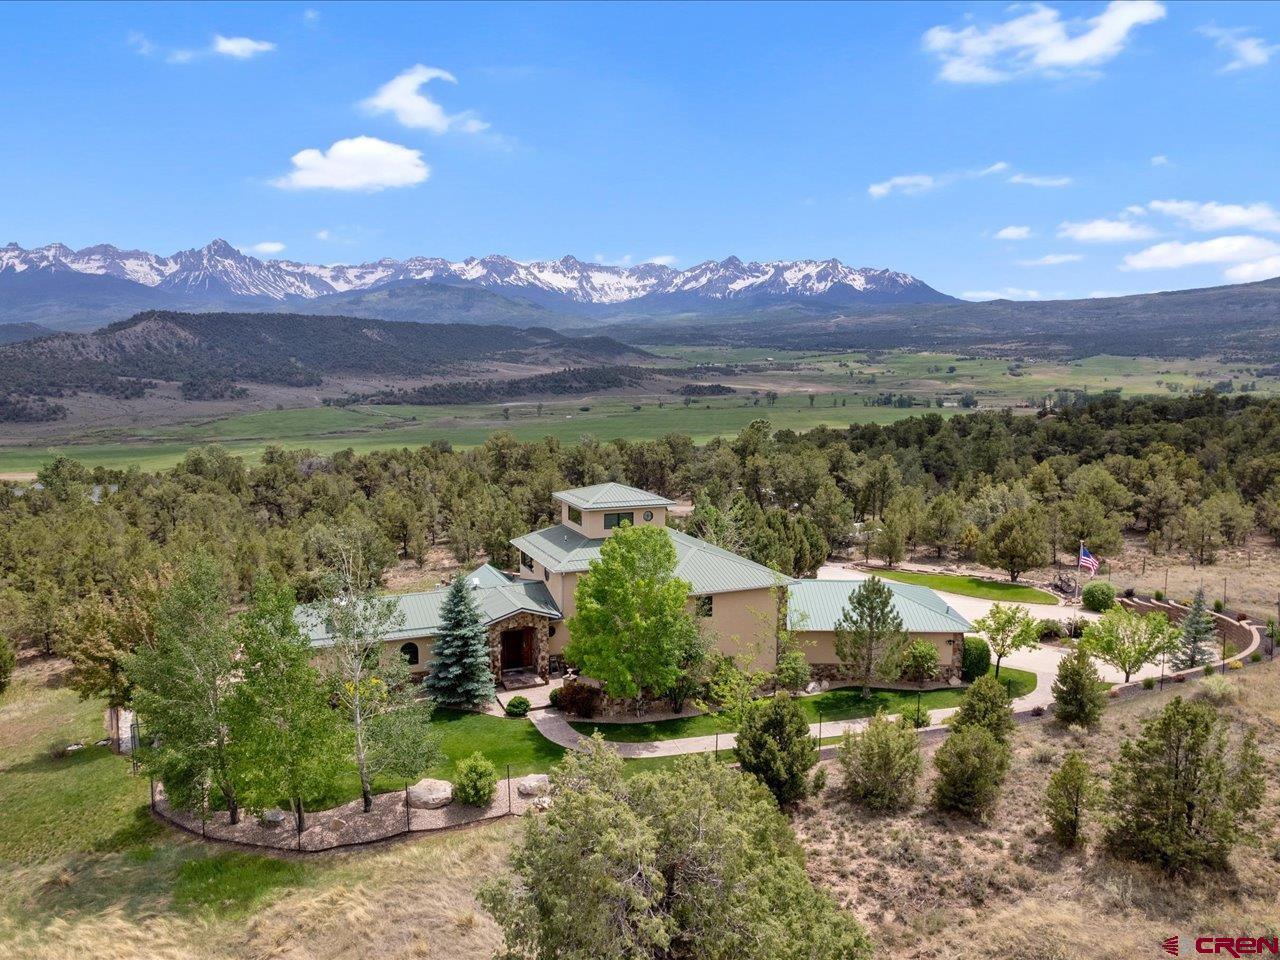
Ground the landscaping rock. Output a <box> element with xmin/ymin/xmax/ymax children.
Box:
<box><xmin>804</xmin><ymin>681</ymin><xmax>821</xmax><ymax>695</ymax></box>
<box><xmin>260</xmin><ymin>808</ymin><xmax>287</xmax><ymax>829</ymax></box>
<box><xmin>408</xmin><ymin>778</ymin><xmax>453</xmax><ymax>809</ymax></box>
<box><xmin>531</xmin><ymin>796</ymin><xmax>553</xmax><ymax>812</ymax></box>
<box><xmin>947</xmin><ymin>676</ymin><xmax>962</xmax><ymax>687</ymax></box>
<box><xmin>516</xmin><ymin>774</ymin><xmax>551</xmax><ymax>798</ymax></box>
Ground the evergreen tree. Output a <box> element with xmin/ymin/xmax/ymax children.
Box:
<box><xmin>1046</xmin><ymin>751</ymin><xmax>1099</xmax><ymax>847</ymax></box>
<box><xmin>1051</xmin><ymin>646</ymin><xmax>1105</xmax><ymax>727</ymax></box>
<box><xmin>422</xmin><ymin>576</ymin><xmax>497</xmax><ymax>707</ymax></box>
<box><xmin>951</xmin><ymin>674</ymin><xmax>1015</xmax><ymax>743</ymax></box>
<box><xmin>1176</xmin><ymin>588</ymin><xmax>1216</xmax><ymax>669</ymax></box>
<box><xmin>734</xmin><ymin>692</ymin><xmax>818</xmax><ymax>806</ymax></box>
<box><xmin>834</xmin><ymin>576</ymin><xmax>909</xmax><ymax>695</ymax></box>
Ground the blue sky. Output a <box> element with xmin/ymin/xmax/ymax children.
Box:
<box><xmin>2</xmin><ymin>0</ymin><xmax>1278</xmax><ymax>300</ymax></box>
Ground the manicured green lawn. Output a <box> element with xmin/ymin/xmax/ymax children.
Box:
<box><xmin>568</xmin><ymin>666</ymin><xmax>1038</xmax><ymax>743</ymax></box>
<box><xmin>871</xmin><ymin>569</ymin><xmax>1058</xmax><ymax>604</ymax></box>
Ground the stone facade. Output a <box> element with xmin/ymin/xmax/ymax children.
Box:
<box><xmin>486</xmin><ymin>611</ymin><xmax>552</xmax><ymax>682</ymax></box>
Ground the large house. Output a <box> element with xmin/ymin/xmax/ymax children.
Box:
<box><xmin>300</xmin><ymin>483</ymin><xmax>972</xmax><ymax>689</ymax></box>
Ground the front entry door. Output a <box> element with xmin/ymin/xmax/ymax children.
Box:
<box><xmin>500</xmin><ymin>628</ymin><xmax>532</xmax><ymax>672</ymax></box>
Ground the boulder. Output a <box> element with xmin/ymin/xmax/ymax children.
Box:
<box><xmin>804</xmin><ymin>681</ymin><xmax>821</xmax><ymax>695</ymax></box>
<box><xmin>947</xmin><ymin>675</ymin><xmax>962</xmax><ymax>687</ymax></box>
<box><xmin>516</xmin><ymin>774</ymin><xmax>551</xmax><ymax>798</ymax></box>
<box><xmin>260</xmin><ymin>808</ymin><xmax>287</xmax><ymax>829</ymax></box>
<box><xmin>408</xmin><ymin>778</ymin><xmax>453</xmax><ymax>809</ymax></box>
<box><xmin>531</xmin><ymin>796</ymin><xmax>553</xmax><ymax>812</ymax></box>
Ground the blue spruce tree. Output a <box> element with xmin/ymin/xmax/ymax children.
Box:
<box><xmin>1175</xmin><ymin>588</ymin><xmax>1216</xmax><ymax>669</ymax></box>
<box><xmin>422</xmin><ymin>578</ymin><xmax>496</xmax><ymax>707</ymax></box>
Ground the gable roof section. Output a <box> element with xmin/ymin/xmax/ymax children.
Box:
<box><xmin>511</xmin><ymin>524</ymin><xmax>789</xmax><ymax>595</ymax></box>
<box><xmin>299</xmin><ymin>566</ymin><xmax>561</xmax><ymax>648</ymax></box>
<box><xmin>552</xmin><ymin>482</ymin><xmax>675</xmax><ymax>511</ymax></box>
<box><xmin>786</xmin><ymin>578</ymin><xmax>972</xmax><ymax>635</ymax></box>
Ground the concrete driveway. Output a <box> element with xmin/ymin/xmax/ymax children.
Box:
<box><xmin>813</xmin><ymin>563</ymin><xmax>1169</xmax><ymax>690</ymax></box>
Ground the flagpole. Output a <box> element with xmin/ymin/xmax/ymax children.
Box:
<box><xmin>1076</xmin><ymin>540</ymin><xmax>1083</xmax><ymax>598</ymax></box>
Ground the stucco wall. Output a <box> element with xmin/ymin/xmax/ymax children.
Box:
<box><xmin>796</xmin><ymin>629</ymin><xmax>964</xmax><ymax>681</ymax></box>
<box><xmin>560</xmin><ymin>502</ymin><xmax>667</xmax><ymax>538</ymax></box>
<box><xmin>694</xmin><ymin>587</ymin><xmax>780</xmax><ymax>673</ymax></box>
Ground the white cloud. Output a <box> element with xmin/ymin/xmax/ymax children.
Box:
<box><xmin>1150</xmin><ymin>154</ymin><xmax>1169</xmax><ymax>166</ymax></box>
<box><xmin>1199</xmin><ymin>25</ymin><xmax>1279</xmax><ymax>72</ymax></box>
<box><xmin>315</xmin><ymin>229</ymin><xmax>331</xmax><ymax>241</ymax></box>
<box><xmin>1008</xmin><ymin>172</ymin><xmax>1073</xmax><ymax>188</ymax></box>
<box><xmin>360</xmin><ymin>65</ymin><xmax>488</xmax><ymax>134</ymax></box>
<box><xmin>1017</xmin><ymin>253</ymin><xmax>1084</xmax><ymax>265</ymax></box>
<box><xmin>246</xmin><ymin>241</ymin><xmax>285</xmax><ymax>255</ymax></box>
<box><xmin>213</xmin><ymin>35</ymin><xmax>276</xmax><ymax>59</ymax></box>
<box><xmin>646</xmin><ymin>255</ymin><xmax>678</xmax><ymax>266</ymax></box>
<box><xmin>923</xmin><ymin>1</ymin><xmax>1166</xmax><ymax>84</ymax></box>
<box><xmin>303</xmin><ymin>9</ymin><xmax>320</xmax><ymax>24</ymax></box>
<box><xmin>1225</xmin><ymin>255</ymin><xmax>1280</xmax><ymax>282</ymax></box>
<box><xmin>995</xmin><ymin>225</ymin><xmax>1032</xmax><ymax>240</ymax></box>
<box><xmin>126</xmin><ymin>31</ymin><xmax>155</xmax><ymax>56</ymax></box>
<box><xmin>1058</xmin><ymin>218</ymin><xmax>1157</xmax><ymax>242</ymax></box>
<box><xmin>961</xmin><ymin>287</ymin><xmax>1044</xmax><ymax>300</ymax></box>
<box><xmin>1121</xmin><ymin>235</ymin><xmax>1280</xmax><ymax>270</ymax></box>
<box><xmin>868</xmin><ymin>161</ymin><xmax>1008</xmax><ymax>198</ymax></box>
<box><xmin>271</xmin><ymin>136</ymin><xmax>429</xmax><ymax>192</ymax></box>
<box><xmin>1147</xmin><ymin>199</ymin><xmax>1280</xmax><ymax>233</ymax></box>
<box><xmin>868</xmin><ymin>174</ymin><xmax>936</xmax><ymax>198</ymax></box>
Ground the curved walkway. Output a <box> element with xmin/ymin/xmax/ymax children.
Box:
<box><xmin>530</xmin><ymin>597</ymin><xmax>1266</xmax><ymax>761</ymax></box>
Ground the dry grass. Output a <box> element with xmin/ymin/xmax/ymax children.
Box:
<box><xmin>795</xmin><ymin>663</ymin><xmax>1280</xmax><ymax>959</ymax></box>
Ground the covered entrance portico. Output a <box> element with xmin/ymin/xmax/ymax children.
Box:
<box><xmin>487</xmin><ymin>611</ymin><xmax>553</xmax><ymax>689</ymax></box>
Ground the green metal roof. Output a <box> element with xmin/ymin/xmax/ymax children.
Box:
<box><xmin>299</xmin><ymin>565</ymin><xmax>561</xmax><ymax>648</ymax></box>
<box><xmin>511</xmin><ymin>524</ymin><xmax>789</xmax><ymax>594</ymax></box>
<box><xmin>552</xmin><ymin>482</ymin><xmax>675</xmax><ymax>511</ymax></box>
<box><xmin>786</xmin><ymin>578</ymin><xmax>972</xmax><ymax>635</ymax></box>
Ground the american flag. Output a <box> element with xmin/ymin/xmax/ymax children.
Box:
<box><xmin>1078</xmin><ymin>544</ymin><xmax>1100</xmax><ymax>575</ymax></box>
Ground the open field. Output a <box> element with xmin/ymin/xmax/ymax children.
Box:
<box><xmin>796</xmin><ymin>661</ymin><xmax>1280</xmax><ymax>960</ymax></box>
<box><xmin>2</xmin><ymin>349</ymin><xmax>1275</xmax><ymax>473</ymax></box>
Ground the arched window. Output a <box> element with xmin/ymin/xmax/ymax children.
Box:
<box><xmin>400</xmin><ymin>642</ymin><xmax>420</xmax><ymax>666</ymax></box>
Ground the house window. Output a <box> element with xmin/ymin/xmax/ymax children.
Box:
<box><xmin>642</xmin><ymin>510</ymin><xmax>654</xmax><ymax>522</ymax></box>
<box><xmin>520</xmin><ymin>550</ymin><xmax>534</xmax><ymax>571</ymax></box>
<box><xmin>568</xmin><ymin>506</ymin><xmax>583</xmax><ymax>525</ymax></box>
<box><xmin>400</xmin><ymin>642</ymin><xmax>420</xmax><ymax>666</ymax></box>
<box><xmin>604</xmin><ymin>511</ymin><xmax>634</xmax><ymax>529</ymax></box>
<box><xmin>695</xmin><ymin>595</ymin><xmax>713</xmax><ymax>617</ymax></box>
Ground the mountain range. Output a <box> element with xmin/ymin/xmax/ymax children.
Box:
<box><xmin>0</xmin><ymin>239</ymin><xmax>954</xmax><ymax>329</ymax></box>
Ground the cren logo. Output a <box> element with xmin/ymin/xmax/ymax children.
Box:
<box><xmin>1163</xmin><ymin>936</ymin><xmax>1181</xmax><ymax>956</ymax></box>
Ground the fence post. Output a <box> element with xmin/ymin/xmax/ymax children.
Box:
<box><xmin>817</xmin><ymin>709</ymin><xmax>822</xmax><ymax>746</ymax></box>
<box><xmin>405</xmin><ymin>781</ymin><xmax>410</xmax><ymax>833</ymax></box>
<box><xmin>714</xmin><ymin>731</ymin><xmax>719</xmax><ymax>758</ymax></box>
<box><xmin>507</xmin><ymin>764</ymin><xmax>513</xmax><ymax>814</ymax></box>
<box><xmin>149</xmin><ymin>775</ymin><xmax>156</xmax><ymax>812</ymax></box>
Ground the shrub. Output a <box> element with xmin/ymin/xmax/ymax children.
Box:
<box><xmin>932</xmin><ymin>725</ymin><xmax>1010</xmax><ymax>819</ymax></box>
<box><xmin>774</xmin><ymin>648</ymin><xmax>812</xmax><ymax>693</ymax></box>
<box><xmin>1198</xmin><ymin>675</ymin><xmax>1234</xmax><ymax>704</ymax></box>
<box><xmin>899</xmin><ymin>640</ymin><xmax>940</xmax><ymax>683</ymax></box>
<box><xmin>952</xmin><ymin>674</ymin><xmax>1015</xmax><ymax>743</ymax></box>
<box><xmin>1051</xmin><ymin>647</ymin><xmax>1105</xmax><ymax>728</ymax></box>
<box><xmin>0</xmin><ymin>635</ymin><xmax>14</xmax><ymax>696</ymax></box>
<box><xmin>547</xmin><ymin>686</ymin><xmax>563</xmax><ymax>709</ymax></box>
<box><xmin>1227</xmin><ymin>659</ymin><xmax>1242</xmax><ymax>671</ymax></box>
<box><xmin>1249</xmin><ymin>652</ymin><xmax>1262</xmax><ymax>663</ymax></box>
<box><xmin>504</xmin><ymin>696</ymin><xmax>531</xmax><ymax>717</ymax></box>
<box><xmin>454</xmin><ymin>752</ymin><xmax>498</xmax><ymax>806</ymax></box>
<box><xmin>1203</xmin><ymin>665</ymin><xmax>1215</xmax><ymax>677</ymax></box>
<box><xmin>1036</xmin><ymin>619</ymin><xmax>1064</xmax><ymax>642</ymax></box>
<box><xmin>1122</xmin><ymin>587</ymin><xmax>1136</xmax><ymax>599</ymax></box>
<box><xmin>1106</xmin><ymin>697</ymin><xmax>1264</xmax><ymax>874</ymax></box>
<box><xmin>1153</xmin><ymin>589</ymin><xmax>1165</xmax><ymax>602</ymax></box>
<box><xmin>1081</xmin><ymin>581</ymin><xmax>1117</xmax><ymax>613</ymax></box>
<box><xmin>1213</xmin><ymin>599</ymin><xmax>1225</xmax><ymax>613</ymax></box>
<box><xmin>734</xmin><ymin>693</ymin><xmax>818</xmax><ymax>806</ymax></box>
<box><xmin>1046</xmin><ymin>751</ymin><xmax>1099</xmax><ymax>847</ymax></box>
<box><xmin>1063</xmin><ymin>617</ymin><xmax>1087</xmax><ymax>639</ymax></box>
<box><xmin>1142</xmin><ymin>677</ymin><xmax>1156</xmax><ymax>690</ymax></box>
<box><xmin>836</xmin><ymin>712</ymin><xmax>921</xmax><ymax>812</ymax></box>
<box><xmin>555</xmin><ymin>681</ymin><xmax>601</xmax><ymax>718</ymax></box>
<box><xmin>961</xmin><ymin>636</ymin><xmax>990</xmax><ymax>682</ymax></box>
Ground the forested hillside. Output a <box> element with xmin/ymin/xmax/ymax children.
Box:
<box><xmin>4</xmin><ymin>391</ymin><xmax>1278</xmax><ymax>670</ymax></box>
<box><xmin>0</xmin><ymin>310</ymin><xmax>643</xmax><ymax>415</ymax></box>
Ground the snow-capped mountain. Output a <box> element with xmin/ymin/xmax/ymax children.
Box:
<box><xmin>0</xmin><ymin>239</ymin><xmax>954</xmax><ymax>324</ymax></box>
